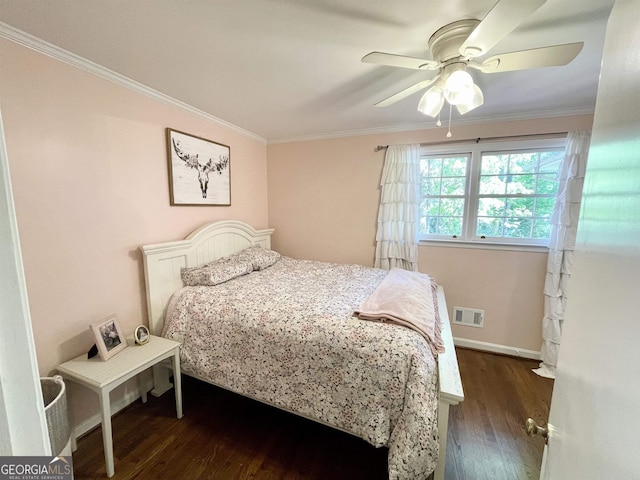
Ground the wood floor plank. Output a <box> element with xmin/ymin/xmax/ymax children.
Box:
<box><xmin>71</xmin><ymin>348</ymin><xmax>552</xmax><ymax>480</ymax></box>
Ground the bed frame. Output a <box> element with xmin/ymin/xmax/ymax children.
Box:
<box><xmin>140</xmin><ymin>220</ymin><xmax>463</xmax><ymax>480</ymax></box>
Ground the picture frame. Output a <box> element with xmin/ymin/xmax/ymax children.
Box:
<box><xmin>90</xmin><ymin>315</ymin><xmax>127</xmax><ymax>361</ymax></box>
<box><xmin>134</xmin><ymin>325</ymin><xmax>150</xmax><ymax>345</ymax></box>
<box><xmin>166</xmin><ymin>128</ymin><xmax>231</xmax><ymax>206</ymax></box>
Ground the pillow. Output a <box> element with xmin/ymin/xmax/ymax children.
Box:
<box><xmin>181</xmin><ymin>260</ymin><xmax>253</xmax><ymax>286</ymax></box>
<box><xmin>226</xmin><ymin>245</ymin><xmax>281</xmax><ymax>271</ymax></box>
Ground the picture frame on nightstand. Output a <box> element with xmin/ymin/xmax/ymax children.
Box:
<box><xmin>134</xmin><ymin>325</ymin><xmax>150</xmax><ymax>345</ymax></box>
<box><xmin>91</xmin><ymin>314</ymin><xmax>127</xmax><ymax>361</ymax></box>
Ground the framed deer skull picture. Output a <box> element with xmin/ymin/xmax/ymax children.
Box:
<box><xmin>166</xmin><ymin>128</ymin><xmax>231</xmax><ymax>206</ymax></box>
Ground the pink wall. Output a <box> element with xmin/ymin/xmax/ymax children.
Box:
<box><xmin>267</xmin><ymin>115</ymin><xmax>593</xmax><ymax>352</ymax></box>
<box><xmin>0</xmin><ymin>38</ymin><xmax>268</xmax><ymax>426</ymax></box>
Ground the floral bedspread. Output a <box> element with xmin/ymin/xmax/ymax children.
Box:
<box><xmin>163</xmin><ymin>257</ymin><xmax>440</xmax><ymax>479</ymax></box>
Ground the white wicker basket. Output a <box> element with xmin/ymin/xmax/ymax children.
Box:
<box><xmin>41</xmin><ymin>375</ymin><xmax>71</xmax><ymax>456</ymax></box>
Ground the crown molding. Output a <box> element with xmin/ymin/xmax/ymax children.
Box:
<box><xmin>0</xmin><ymin>22</ymin><xmax>267</xmax><ymax>144</ymax></box>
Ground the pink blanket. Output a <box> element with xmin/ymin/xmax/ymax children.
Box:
<box><xmin>356</xmin><ymin>268</ymin><xmax>445</xmax><ymax>354</ymax></box>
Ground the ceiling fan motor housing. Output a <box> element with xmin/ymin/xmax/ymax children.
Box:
<box><xmin>428</xmin><ymin>19</ymin><xmax>480</xmax><ymax>62</ymax></box>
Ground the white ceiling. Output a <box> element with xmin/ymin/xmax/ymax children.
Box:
<box><xmin>0</xmin><ymin>0</ymin><xmax>613</xmax><ymax>143</ymax></box>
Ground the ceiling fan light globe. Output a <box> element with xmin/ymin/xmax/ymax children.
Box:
<box><xmin>456</xmin><ymin>84</ymin><xmax>484</xmax><ymax>115</ymax></box>
<box><xmin>417</xmin><ymin>87</ymin><xmax>445</xmax><ymax>117</ymax></box>
<box><xmin>443</xmin><ymin>70</ymin><xmax>475</xmax><ymax>105</ymax></box>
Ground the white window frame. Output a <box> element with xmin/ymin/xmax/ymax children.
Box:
<box><xmin>419</xmin><ymin>137</ymin><xmax>567</xmax><ymax>248</ymax></box>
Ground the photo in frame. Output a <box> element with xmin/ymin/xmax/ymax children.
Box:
<box><xmin>90</xmin><ymin>315</ymin><xmax>127</xmax><ymax>361</ymax></box>
<box><xmin>134</xmin><ymin>325</ymin><xmax>150</xmax><ymax>345</ymax></box>
<box><xmin>166</xmin><ymin>128</ymin><xmax>231</xmax><ymax>206</ymax></box>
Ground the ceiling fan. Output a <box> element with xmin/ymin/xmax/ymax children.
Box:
<box><xmin>362</xmin><ymin>0</ymin><xmax>583</xmax><ymax>129</ymax></box>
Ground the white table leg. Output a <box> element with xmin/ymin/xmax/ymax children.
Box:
<box><xmin>173</xmin><ymin>348</ymin><xmax>183</xmax><ymax>419</ymax></box>
<box><xmin>99</xmin><ymin>390</ymin><xmax>115</xmax><ymax>478</ymax></box>
<box><xmin>151</xmin><ymin>364</ymin><xmax>173</xmax><ymax>397</ymax></box>
<box><xmin>138</xmin><ymin>374</ymin><xmax>148</xmax><ymax>404</ymax></box>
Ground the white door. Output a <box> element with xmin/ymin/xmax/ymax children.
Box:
<box><xmin>0</xmin><ymin>108</ymin><xmax>51</xmax><ymax>454</ymax></box>
<box><xmin>541</xmin><ymin>1</ymin><xmax>640</xmax><ymax>478</ymax></box>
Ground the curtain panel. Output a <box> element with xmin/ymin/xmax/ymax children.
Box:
<box><xmin>534</xmin><ymin>131</ymin><xmax>591</xmax><ymax>379</ymax></box>
<box><xmin>374</xmin><ymin>145</ymin><xmax>420</xmax><ymax>271</ymax></box>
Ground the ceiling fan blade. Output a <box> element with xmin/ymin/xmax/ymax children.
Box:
<box><xmin>459</xmin><ymin>0</ymin><xmax>546</xmax><ymax>58</ymax></box>
<box><xmin>362</xmin><ymin>52</ymin><xmax>439</xmax><ymax>70</ymax></box>
<box><xmin>375</xmin><ymin>77</ymin><xmax>440</xmax><ymax>107</ymax></box>
<box><xmin>478</xmin><ymin>42</ymin><xmax>584</xmax><ymax>73</ymax></box>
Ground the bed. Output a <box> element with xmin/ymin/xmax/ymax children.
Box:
<box><xmin>140</xmin><ymin>220</ymin><xmax>463</xmax><ymax>480</ymax></box>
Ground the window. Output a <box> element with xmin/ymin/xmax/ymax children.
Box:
<box><xmin>420</xmin><ymin>154</ymin><xmax>470</xmax><ymax>237</ymax></box>
<box><xmin>419</xmin><ymin>138</ymin><xmax>565</xmax><ymax>246</ymax></box>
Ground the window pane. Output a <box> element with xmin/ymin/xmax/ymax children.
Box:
<box><xmin>426</xmin><ymin>178</ymin><xmax>441</xmax><ymax>195</ymax></box>
<box><xmin>428</xmin><ymin>158</ymin><xmax>442</xmax><ymax>177</ymax></box>
<box><xmin>506</xmin><ymin>197</ymin><xmax>534</xmax><ymax>217</ymax></box>
<box><xmin>481</xmin><ymin>154</ymin><xmax>508</xmax><ymax>175</ymax></box>
<box><xmin>535</xmin><ymin>197</ymin><xmax>555</xmax><ymax>217</ymax></box>
<box><xmin>477</xmin><ymin>217</ymin><xmax>503</xmax><ymax>237</ymax></box>
<box><xmin>509</xmin><ymin>152</ymin><xmax>538</xmax><ymax>174</ymax></box>
<box><xmin>479</xmin><ymin>175</ymin><xmax>507</xmax><ymax>194</ymax></box>
<box><xmin>503</xmin><ymin>218</ymin><xmax>532</xmax><ymax>238</ymax></box>
<box><xmin>478</xmin><ymin>197</ymin><xmax>505</xmax><ymax>217</ymax></box>
<box><xmin>427</xmin><ymin>217</ymin><xmax>438</xmax><ymax>235</ymax></box>
<box><xmin>442</xmin><ymin>157</ymin><xmax>467</xmax><ymax>176</ymax></box>
<box><xmin>506</xmin><ymin>174</ymin><xmax>535</xmax><ymax>194</ymax></box>
<box><xmin>420</xmin><ymin>198</ymin><xmax>440</xmax><ymax>217</ymax></box>
<box><xmin>532</xmin><ymin>220</ymin><xmax>552</xmax><ymax>239</ymax></box>
<box><xmin>438</xmin><ymin>217</ymin><xmax>462</xmax><ymax>236</ymax></box>
<box><xmin>440</xmin><ymin>198</ymin><xmax>465</xmax><ymax>216</ymax></box>
<box><xmin>420</xmin><ymin>216</ymin><xmax>439</xmax><ymax>235</ymax></box>
<box><xmin>441</xmin><ymin>177</ymin><xmax>466</xmax><ymax>195</ymax></box>
<box><xmin>539</xmin><ymin>151</ymin><xmax>563</xmax><ymax>173</ymax></box>
<box><xmin>477</xmin><ymin>148</ymin><xmax>560</xmax><ymax>241</ymax></box>
<box><xmin>419</xmin><ymin>154</ymin><xmax>469</xmax><ymax>238</ymax></box>
<box><xmin>536</xmin><ymin>177</ymin><xmax>559</xmax><ymax>195</ymax></box>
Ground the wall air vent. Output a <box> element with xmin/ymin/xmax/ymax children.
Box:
<box><xmin>452</xmin><ymin>306</ymin><xmax>484</xmax><ymax>328</ymax></box>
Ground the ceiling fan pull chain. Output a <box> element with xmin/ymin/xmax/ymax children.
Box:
<box><xmin>436</xmin><ymin>111</ymin><xmax>442</xmax><ymax>127</ymax></box>
<box><xmin>447</xmin><ymin>103</ymin><xmax>453</xmax><ymax>138</ymax></box>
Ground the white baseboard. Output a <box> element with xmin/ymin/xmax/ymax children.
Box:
<box><xmin>453</xmin><ymin>337</ymin><xmax>541</xmax><ymax>360</ymax></box>
<box><xmin>72</xmin><ymin>378</ymin><xmax>154</xmax><ymax>439</ymax></box>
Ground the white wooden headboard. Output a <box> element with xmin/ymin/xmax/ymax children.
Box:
<box><xmin>140</xmin><ymin>220</ymin><xmax>275</xmax><ymax>336</ymax></box>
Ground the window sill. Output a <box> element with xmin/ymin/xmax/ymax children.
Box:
<box><xmin>419</xmin><ymin>239</ymin><xmax>549</xmax><ymax>253</ymax></box>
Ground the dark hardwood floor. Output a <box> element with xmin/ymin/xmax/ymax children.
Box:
<box><xmin>71</xmin><ymin>348</ymin><xmax>553</xmax><ymax>480</ymax></box>
<box><xmin>445</xmin><ymin>349</ymin><xmax>553</xmax><ymax>480</ymax></box>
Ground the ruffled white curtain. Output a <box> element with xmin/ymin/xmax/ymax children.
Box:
<box><xmin>374</xmin><ymin>144</ymin><xmax>420</xmax><ymax>271</ymax></box>
<box><xmin>534</xmin><ymin>131</ymin><xmax>591</xmax><ymax>379</ymax></box>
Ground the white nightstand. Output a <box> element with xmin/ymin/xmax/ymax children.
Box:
<box><xmin>57</xmin><ymin>335</ymin><xmax>182</xmax><ymax>477</ymax></box>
